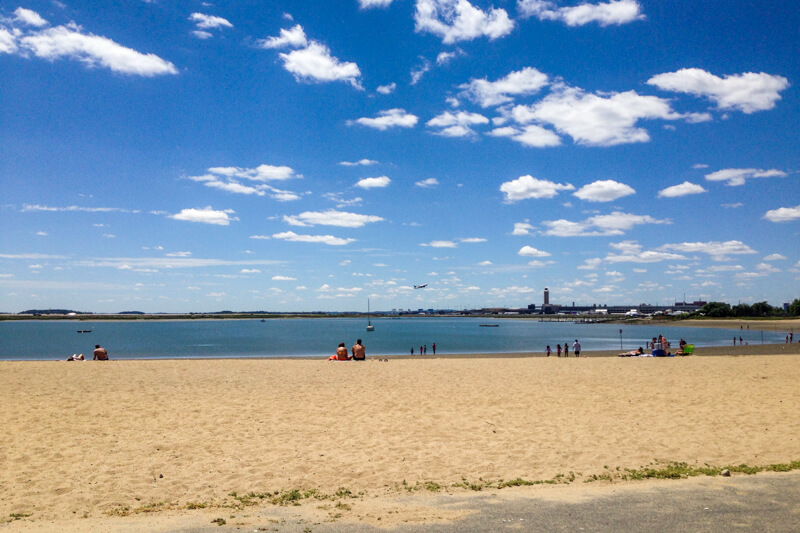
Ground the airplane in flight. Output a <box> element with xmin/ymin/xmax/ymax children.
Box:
<box><xmin>413</xmin><ymin>283</ymin><xmax>428</xmax><ymax>289</ymax></box>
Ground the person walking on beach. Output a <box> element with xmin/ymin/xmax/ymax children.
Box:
<box><xmin>420</xmin><ymin>345</ymin><xmax>423</xmax><ymax>355</ymax></box>
<box><xmin>411</xmin><ymin>347</ymin><xmax>414</xmax><ymax>355</ymax></box>
<box><xmin>424</xmin><ymin>344</ymin><xmax>427</xmax><ymax>355</ymax></box>
<box><xmin>572</xmin><ymin>339</ymin><xmax>581</xmax><ymax>357</ymax></box>
<box><xmin>352</xmin><ymin>339</ymin><xmax>366</xmax><ymax>361</ymax></box>
<box><xmin>546</xmin><ymin>345</ymin><xmax>551</xmax><ymax>357</ymax></box>
<box><xmin>564</xmin><ymin>343</ymin><xmax>569</xmax><ymax>357</ymax></box>
<box><xmin>432</xmin><ymin>343</ymin><xmax>436</xmax><ymax>354</ymax></box>
<box><xmin>93</xmin><ymin>345</ymin><xmax>108</xmax><ymax>360</ymax></box>
<box><xmin>556</xmin><ymin>344</ymin><xmax>562</xmax><ymax>357</ymax></box>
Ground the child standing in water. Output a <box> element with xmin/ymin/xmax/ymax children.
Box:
<box><xmin>564</xmin><ymin>343</ymin><xmax>569</xmax><ymax>357</ymax></box>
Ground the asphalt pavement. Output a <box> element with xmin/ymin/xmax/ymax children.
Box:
<box><xmin>175</xmin><ymin>472</ymin><xmax>800</xmax><ymax>533</ymax></box>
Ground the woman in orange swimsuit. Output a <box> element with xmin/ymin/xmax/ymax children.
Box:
<box><xmin>328</xmin><ymin>342</ymin><xmax>351</xmax><ymax>361</ymax></box>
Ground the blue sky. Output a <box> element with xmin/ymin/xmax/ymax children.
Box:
<box><xmin>1</xmin><ymin>0</ymin><xmax>798</xmax><ymax>313</ymax></box>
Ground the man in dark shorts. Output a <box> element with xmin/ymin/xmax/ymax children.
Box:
<box><xmin>572</xmin><ymin>339</ymin><xmax>581</xmax><ymax>357</ymax></box>
<box><xmin>352</xmin><ymin>339</ymin><xmax>366</xmax><ymax>361</ymax></box>
<box><xmin>93</xmin><ymin>345</ymin><xmax>108</xmax><ymax>360</ymax></box>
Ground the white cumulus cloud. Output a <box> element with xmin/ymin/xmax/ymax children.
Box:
<box><xmin>279</xmin><ymin>41</ymin><xmax>362</xmax><ymax>88</ymax></box>
<box><xmin>518</xmin><ymin>0</ymin><xmax>644</xmax><ymax>26</ymax></box>
<box><xmin>415</xmin><ymin>178</ymin><xmax>440</xmax><ymax>188</ymax></box>
<box><xmin>15</xmin><ymin>19</ymin><xmax>178</xmax><ymax>76</ymax></box>
<box><xmin>543</xmin><ymin>212</ymin><xmax>668</xmax><ymax>237</ymax></box>
<box><xmin>573</xmin><ymin>180</ymin><xmax>635</xmax><ymax>202</ymax></box>
<box><xmin>704</xmin><ymin>168</ymin><xmax>786</xmax><ymax>186</ymax></box>
<box><xmin>189</xmin><ymin>13</ymin><xmax>233</xmax><ymax>30</ymax></box>
<box><xmin>376</xmin><ymin>82</ymin><xmax>396</xmax><ymax>94</ymax></box>
<box><xmin>349</xmin><ymin>108</ymin><xmax>419</xmax><ymax>130</ymax></box>
<box><xmin>273</xmin><ymin>231</ymin><xmax>355</xmax><ymax>246</ymax></box>
<box><xmin>359</xmin><ymin>0</ymin><xmax>395</xmax><ymax>7</ymax></box>
<box><xmin>512</xmin><ymin>222</ymin><xmax>535</xmax><ymax>235</ymax></box>
<box><xmin>660</xmin><ymin>240</ymin><xmax>757</xmax><ymax>261</ymax></box>
<box><xmin>422</xmin><ymin>240</ymin><xmax>458</xmax><ymax>248</ymax></box>
<box><xmin>355</xmin><ymin>176</ymin><xmax>391</xmax><ymax>189</ymax></box>
<box><xmin>647</xmin><ymin>68</ymin><xmax>790</xmax><ymax>114</ymax></box>
<box><xmin>763</xmin><ymin>204</ymin><xmax>800</xmax><ymax>223</ymax></box>
<box><xmin>487</xmin><ymin>124</ymin><xmax>562</xmax><ymax>148</ymax></box>
<box><xmin>459</xmin><ymin>67</ymin><xmax>549</xmax><ymax>108</ymax></box>
<box><xmin>658</xmin><ymin>181</ymin><xmax>707</xmax><ymax>198</ymax></box>
<box><xmin>426</xmin><ymin>110</ymin><xmax>489</xmax><ymax>137</ymax></box>
<box><xmin>512</xmin><ymin>86</ymin><xmax>687</xmax><ymax>146</ymax></box>
<box><xmin>414</xmin><ymin>0</ymin><xmax>515</xmax><ymax>44</ymax></box>
<box><xmin>257</xmin><ymin>25</ymin><xmax>308</xmax><ymax>49</ymax></box>
<box><xmin>339</xmin><ymin>158</ymin><xmax>379</xmax><ymax>166</ymax></box>
<box><xmin>14</xmin><ymin>7</ymin><xmax>48</xmax><ymax>27</ymax></box>
<box><xmin>500</xmin><ymin>175</ymin><xmax>575</xmax><ymax>202</ymax></box>
<box><xmin>171</xmin><ymin>207</ymin><xmax>238</xmax><ymax>226</ymax></box>
<box><xmin>283</xmin><ymin>210</ymin><xmax>384</xmax><ymax>228</ymax></box>
<box><xmin>518</xmin><ymin>246</ymin><xmax>551</xmax><ymax>257</ymax></box>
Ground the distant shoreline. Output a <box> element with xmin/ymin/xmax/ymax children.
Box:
<box><xmin>2</xmin><ymin>313</ymin><xmax>799</xmax><ymax>330</ymax></box>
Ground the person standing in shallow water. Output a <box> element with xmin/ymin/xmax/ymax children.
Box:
<box><xmin>432</xmin><ymin>343</ymin><xmax>436</xmax><ymax>354</ymax></box>
<box><xmin>564</xmin><ymin>343</ymin><xmax>569</xmax><ymax>357</ymax></box>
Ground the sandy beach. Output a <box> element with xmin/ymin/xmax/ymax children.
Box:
<box><xmin>2</xmin><ymin>348</ymin><xmax>799</xmax><ymax>531</ymax></box>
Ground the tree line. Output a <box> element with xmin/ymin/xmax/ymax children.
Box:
<box><xmin>697</xmin><ymin>299</ymin><xmax>800</xmax><ymax>318</ymax></box>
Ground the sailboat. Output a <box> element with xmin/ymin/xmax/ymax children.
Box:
<box><xmin>366</xmin><ymin>299</ymin><xmax>375</xmax><ymax>332</ymax></box>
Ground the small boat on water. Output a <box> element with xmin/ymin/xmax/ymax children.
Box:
<box><xmin>366</xmin><ymin>299</ymin><xmax>375</xmax><ymax>332</ymax></box>
<box><xmin>77</xmin><ymin>329</ymin><xmax>92</xmax><ymax>333</ymax></box>
<box><xmin>479</xmin><ymin>324</ymin><xmax>499</xmax><ymax>327</ymax></box>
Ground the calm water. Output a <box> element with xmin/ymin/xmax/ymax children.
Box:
<box><xmin>0</xmin><ymin>317</ymin><xmax>787</xmax><ymax>360</ymax></box>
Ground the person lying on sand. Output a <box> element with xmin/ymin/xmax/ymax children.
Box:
<box><xmin>66</xmin><ymin>353</ymin><xmax>85</xmax><ymax>361</ymax></box>
<box><xmin>327</xmin><ymin>342</ymin><xmax>351</xmax><ymax>361</ymax></box>
<box><xmin>618</xmin><ymin>347</ymin><xmax>644</xmax><ymax>357</ymax></box>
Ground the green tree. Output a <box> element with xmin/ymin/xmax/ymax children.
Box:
<box><xmin>750</xmin><ymin>301</ymin><xmax>776</xmax><ymax>317</ymax></box>
<box><xmin>786</xmin><ymin>299</ymin><xmax>800</xmax><ymax>317</ymax></box>
<box><xmin>700</xmin><ymin>302</ymin><xmax>732</xmax><ymax>317</ymax></box>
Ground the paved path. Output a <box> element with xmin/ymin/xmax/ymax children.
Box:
<box><xmin>177</xmin><ymin>472</ymin><xmax>800</xmax><ymax>532</ymax></box>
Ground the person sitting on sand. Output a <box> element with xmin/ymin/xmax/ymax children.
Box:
<box><xmin>352</xmin><ymin>339</ymin><xmax>366</xmax><ymax>361</ymax></box>
<box><xmin>66</xmin><ymin>353</ymin><xmax>85</xmax><ymax>361</ymax></box>
<box><xmin>618</xmin><ymin>347</ymin><xmax>644</xmax><ymax>357</ymax></box>
<box><xmin>93</xmin><ymin>345</ymin><xmax>108</xmax><ymax>360</ymax></box>
<box><xmin>328</xmin><ymin>342</ymin><xmax>351</xmax><ymax>361</ymax></box>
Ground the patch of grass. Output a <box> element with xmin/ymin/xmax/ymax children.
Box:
<box><xmin>211</xmin><ymin>517</ymin><xmax>226</xmax><ymax>526</ymax></box>
<box><xmin>7</xmin><ymin>513</ymin><xmax>32</xmax><ymax>523</ymax></box>
<box><xmin>334</xmin><ymin>487</ymin><xmax>355</xmax><ymax>499</ymax></box>
<box><xmin>107</xmin><ymin>506</ymin><xmax>131</xmax><ymax>517</ymax></box>
<box><xmin>272</xmin><ymin>489</ymin><xmax>303</xmax><ymax>506</ymax></box>
<box><xmin>452</xmin><ymin>479</ymin><xmax>484</xmax><ymax>491</ymax></box>
<box><xmin>186</xmin><ymin>502</ymin><xmax>207</xmax><ymax>510</ymax></box>
<box><xmin>335</xmin><ymin>501</ymin><xmax>352</xmax><ymax>511</ymax></box>
<box><xmin>423</xmin><ymin>481</ymin><xmax>442</xmax><ymax>492</ymax></box>
<box><xmin>496</xmin><ymin>478</ymin><xmax>535</xmax><ymax>488</ymax></box>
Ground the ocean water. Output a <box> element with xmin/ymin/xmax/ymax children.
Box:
<box><xmin>0</xmin><ymin>317</ymin><xmax>788</xmax><ymax>361</ymax></box>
